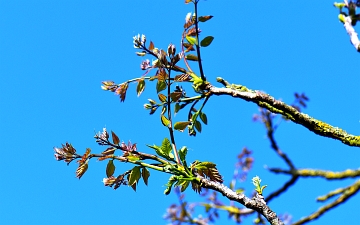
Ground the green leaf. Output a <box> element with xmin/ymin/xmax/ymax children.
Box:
<box><xmin>161</xmin><ymin>137</ymin><xmax>174</xmax><ymax>160</ymax></box>
<box><xmin>174</xmin><ymin>103</ymin><xmax>181</xmax><ymax>114</ymax></box>
<box><xmin>185</xmin><ymin>35</ymin><xmax>198</xmax><ymax>45</ymax></box>
<box><xmin>174</xmin><ymin>121</ymin><xmax>191</xmax><ymax>132</ymax></box>
<box><xmin>111</xmin><ymin>131</ymin><xmax>120</xmax><ymax>145</ymax></box>
<box><xmin>128</xmin><ymin>166</ymin><xmax>141</xmax><ymax>186</ymax></box>
<box><xmin>185</xmin><ymin>54</ymin><xmax>198</xmax><ymax>61</ymax></box>
<box><xmin>158</xmin><ymin>93</ymin><xmax>167</xmax><ymax>102</ymax></box>
<box><xmin>136</xmin><ymin>79</ymin><xmax>146</xmax><ymax>96</ymax></box>
<box><xmin>106</xmin><ymin>160</ymin><xmax>115</xmax><ymax>178</ymax></box>
<box><xmin>164</xmin><ymin>175</ymin><xmax>177</xmax><ymax>195</ymax></box>
<box><xmin>156</xmin><ymin>80</ymin><xmax>167</xmax><ymax>93</ymax></box>
<box><xmin>161</xmin><ymin>115</ymin><xmax>170</xmax><ymax>127</ymax></box>
<box><xmin>180</xmin><ymin>180</ymin><xmax>190</xmax><ymax>192</ymax></box>
<box><xmin>179</xmin><ymin>146</ymin><xmax>188</xmax><ymax>164</ymax></box>
<box><xmin>200</xmin><ymin>36</ymin><xmax>214</xmax><ymax>47</ymax></box>
<box><xmin>198</xmin><ymin>15</ymin><xmax>213</xmax><ymax>22</ymax></box>
<box><xmin>199</xmin><ymin>112</ymin><xmax>208</xmax><ymax>125</ymax></box>
<box><xmin>194</xmin><ymin>120</ymin><xmax>202</xmax><ymax>133</ymax></box>
<box><xmin>142</xmin><ymin>167</ymin><xmax>150</xmax><ymax>186</ymax></box>
<box><xmin>147</xmin><ymin>144</ymin><xmax>164</xmax><ymax>157</ymax></box>
<box><xmin>126</xmin><ymin>154</ymin><xmax>140</xmax><ymax>162</ymax></box>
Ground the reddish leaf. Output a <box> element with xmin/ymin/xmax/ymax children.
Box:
<box><xmin>111</xmin><ymin>131</ymin><xmax>120</xmax><ymax>145</ymax></box>
<box><xmin>101</xmin><ymin>147</ymin><xmax>116</xmax><ymax>155</ymax></box>
<box><xmin>76</xmin><ymin>162</ymin><xmax>88</xmax><ymax>179</ymax></box>
<box><xmin>158</xmin><ymin>93</ymin><xmax>167</xmax><ymax>103</ymax></box>
<box><xmin>185</xmin><ymin>54</ymin><xmax>198</xmax><ymax>61</ymax></box>
<box><xmin>198</xmin><ymin>15</ymin><xmax>213</xmax><ymax>22</ymax></box>
<box><xmin>149</xmin><ymin>41</ymin><xmax>154</xmax><ymax>51</ymax></box>
<box><xmin>170</xmin><ymin>92</ymin><xmax>182</xmax><ymax>102</ymax></box>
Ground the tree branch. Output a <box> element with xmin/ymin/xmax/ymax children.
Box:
<box><xmin>206</xmin><ymin>78</ymin><xmax>360</xmax><ymax>147</ymax></box>
<box><xmin>198</xmin><ymin>176</ymin><xmax>284</xmax><ymax>225</ymax></box>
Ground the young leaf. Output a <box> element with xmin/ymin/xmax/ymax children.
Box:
<box><xmin>199</xmin><ymin>112</ymin><xmax>208</xmax><ymax>125</ymax></box>
<box><xmin>136</xmin><ymin>79</ymin><xmax>146</xmax><ymax>97</ymax></box>
<box><xmin>158</xmin><ymin>93</ymin><xmax>167</xmax><ymax>103</ymax></box>
<box><xmin>200</xmin><ymin>36</ymin><xmax>214</xmax><ymax>47</ymax></box>
<box><xmin>194</xmin><ymin>162</ymin><xmax>223</xmax><ymax>183</ymax></box>
<box><xmin>179</xmin><ymin>146</ymin><xmax>188</xmax><ymax>163</ymax></box>
<box><xmin>191</xmin><ymin>181</ymin><xmax>202</xmax><ymax>193</ymax></box>
<box><xmin>174</xmin><ymin>121</ymin><xmax>191</xmax><ymax>132</ymax></box>
<box><xmin>194</xmin><ymin>120</ymin><xmax>202</xmax><ymax>133</ymax></box>
<box><xmin>170</xmin><ymin>92</ymin><xmax>182</xmax><ymax>102</ymax></box>
<box><xmin>198</xmin><ymin>15</ymin><xmax>213</xmax><ymax>22</ymax></box>
<box><xmin>185</xmin><ymin>35</ymin><xmax>198</xmax><ymax>45</ymax></box>
<box><xmin>185</xmin><ymin>54</ymin><xmax>198</xmax><ymax>61</ymax></box>
<box><xmin>149</xmin><ymin>41</ymin><xmax>154</xmax><ymax>51</ymax></box>
<box><xmin>161</xmin><ymin>137</ymin><xmax>174</xmax><ymax>159</ymax></box>
<box><xmin>156</xmin><ymin>80</ymin><xmax>167</xmax><ymax>93</ymax></box>
<box><xmin>76</xmin><ymin>162</ymin><xmax>88</xmax><ymax>179</ymax></box>
<box><xmin>111</xmin><ymin>131</ymin><xmax>120</xmax><ymax>145</ymax></box>
<box><xmin>147</xmin><ymin>144</ymin><xmax>165</xmax><ymax>158</ymax></box>
<box><xmin>161</xmin><ymin>115</ymin><xmax>170</xmax><ymax>127</ymax></box>
<box><xmin>142</xmin><ymin>167</ymin><xmax>150</xmax><ymax>186</ymax></box>
<box><xmin>164</xmin><ymin>175</ymin><xmax>177</xmax><ymax>195</ymax></box>
<box><xmin>106</xmin><ymin>160</ymin><xmax>115</xmax><ymax>177</ymax></box>
<box><xmin>174</xmin><ymin>103</ymin><xmax>181</xmax><ymax>114</ymax></box>
<box><xmin>128</xmin><ymin>166</ymin><xmax>141</xmax><ymax>186</ymax></box>
<box><xmin>180</xmin><ymin>180</ymin><xmax>190</xmax><ymax>192</ymax></box>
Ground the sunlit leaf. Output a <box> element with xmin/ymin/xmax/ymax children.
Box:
<box><xmin>126</xmin><ymin>154</ymin><xmax>140</xmax><ymax>162</ymax></box>
<box><xmin>161</xmin><ymin>137</ymin><xmax>174</xmax><ymax>159</ymax></box>
<box><xmin>142</xmin><ymin>167</ymin><xmax>150</xmax><ymax>186</ymax></box>
<box><xmin>179</xmin><ymin>146</ymin><xmax>188</xmax><ymax>163</ymax></box>
<box><xmin>136</xmin><ymin>79</ymin><xmax>146</xmax><ymax>97</ymax></box>
<box><xmin>185</xmin><ymin>35</ymin><xmax>198</xmax><ymax>45</ymax></box>
<box><xmin>136</xmin><ymin>51</ymin><xmax>146</xmax><ymax>56</ymax></box>
<box><xmin>128</xmin><ymin>166</ymin><xmax>141</xmax><ymax>186</ymax></box>
<box><xmin>158</xmin><ymin>93</ymin><xmax>167</xmax><ymax>103</ymax></box>
<box><xmin>76</xmin><ymin>161</ymin><xmax>88</xmax><ymax>179</ymax></box>
<box><xmin>194</xmin><ymin>162</ymin><xmax>223</xmax><ymax>183</ymax></box>
<box><xmin>185</xmin><ymin>54</ymin><xmax>198</xmax><ymax>61</ymax></box>
<box><xmin>174</xmin><ymin>74</ymin><xmax>190</xmax><ymax>81</ymax></box>
<box><xmin>199</xmin><ymin>15</ymin><xmax>213</xmax><ymax>22</ymax></box>
<box><xmin>199</xmin><ymin>112</ymin><xmax>208</xmax><ymax>125</ymax></box>
<box><xmin>174</xmin><ymin>121</ymin><xmax>191</xmax><ymax>132</ymax></box>
<box><xmin>106</xmin><ymin>160</ymin><xmax>115</xmax><ymax>177</ymax></box>
<box><xmin>101</xmin><ymin>147</ymin><xmax>116</xmax><ymax>155</ymax></box>
<box><xmin>161</xmin><ymin>115</ymin><xmax>170</xmax><ymax>127</ymax></box>
<box><xmin>147</xmin><ymin>144</ymin><xmax>164</xmax><ymax>158</ymax></box>
<box><xmin>111</xmin><ymin>131</ymin><xmax>120</xmax><ymax>145</ymax></box>
<box><xmin>149</xmin><ymin>41</ymin><xmax>154</xmax><ymax>51</ymax></box>
<box><xmin>200</xmin><ymin>36</ymin><xmax>214</xmax><ymax>47</ymax></box>
<box><xmin>157</xmin><ymin>68</ymin><xmax>168</xmax><ymax>81</ymax></box>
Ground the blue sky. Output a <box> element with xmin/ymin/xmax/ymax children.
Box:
<box><xmin>1</xmin><ymin>1</ymin><xmax>360</xmax><ymax>224</ymax></box>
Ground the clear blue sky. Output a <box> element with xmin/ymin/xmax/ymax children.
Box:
<box><xmin>1</xmin><ymin>1</ymin><xmax>359</xmax><ymax>224</ymax></box>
